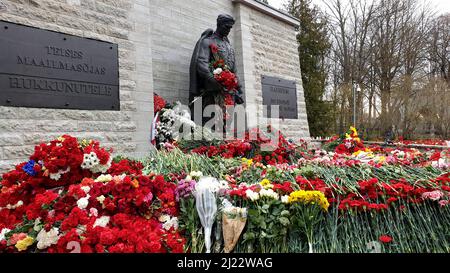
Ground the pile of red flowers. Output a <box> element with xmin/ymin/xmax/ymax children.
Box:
<box><xmin>334</xmin><ymin>127</ymin><xmax>367</xmax><ymax>155</ymax></box>
<box><xmin>191</xmin><ymin>127</ymin><xmax>300</xmax><ymax>165</ymax></box>
<box><xmin>396</xmin><ymin>137</ymin><xmax>448</xmax><ymax>146</ymax></box>
<box><xmin>2</xmin><ymin>135</ymin><xmax>112</xmax><ymax>189</ymax></box>
<box><xmin>295</xmin><ymin>173</ymin><xmax>450</xmax><ymax>212</ymax></box>
<box><xmin>0</xmin><ymin>136</ymin><xmax>184</xmax><ymax>253</ymax></box>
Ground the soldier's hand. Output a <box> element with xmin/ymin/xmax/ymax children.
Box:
<box><xmin>208</xmin><ymin>76</ymin><xmax>224</xmax><ymax>90</ymax></box>
<box><xmin>234</xmin><ymin>93</ymin><xmax>244</xmax><ymax>104</ymax></box>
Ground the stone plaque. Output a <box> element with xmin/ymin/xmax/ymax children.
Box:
<box><xmin>262</xmin><ymin>75</ymin><xmax>298</xmax><ymax>119</ymax></box>
<box><xmin>0</xmin><ymin>21</ymin><xmax>119</xmax><ymax>110</ymax></box>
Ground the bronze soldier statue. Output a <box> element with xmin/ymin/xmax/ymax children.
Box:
<box><xmin>189</xmin><ymin>14</ymin><xmax>244</xmax><ymax>126</ymax></box>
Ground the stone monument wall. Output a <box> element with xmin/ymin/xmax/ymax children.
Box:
<box><xmin>0</xmin><ymin>0</ymin><xmax>309</xmax><ymax>173</ymax></box>
<box><xmin>0</xmin><ymin>0</ymin><xmax>153</xmax><ymax>173</ymax></box>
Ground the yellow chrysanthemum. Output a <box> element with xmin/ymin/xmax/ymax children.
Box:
<box><xmin>241</xmin><ymin>158</ymin><xmax>253</xmax><ymax>168</ymax></box>
<box><xmin>350</xmin><ymin>126</ymin><xmax>358</xmax><ymax>136</ymax></box>
<box><xmin>259</xmin><ymin>179</ymin><xmax>273</xmax><ymax>189</ymax></box>
<box><xmin>288</xmin><ymin>190</ymin><xmax>329</xmax><ymax>212</ymax></box>
<box><xmin>15</xmin><ymin>236</ymin><xmax>34</xmax><ymax>252</ymax></box>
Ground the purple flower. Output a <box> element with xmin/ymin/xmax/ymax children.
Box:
<box><xmin>175</xmin><ymin>179</ymin><xmax>196</xmax><ymax>201</ymax></box>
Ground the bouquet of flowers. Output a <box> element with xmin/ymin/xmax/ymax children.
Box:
<box><xmin>221</xmin><ymin>199</ymin><xmax>247</xmax><ymax>253</ymax></box>
<box><xmin>209</xmin><ymin>43</ymin><xmax>239</xmax><ymax>108</ymax></box>
<box><xmin>334</xmin><ymin>126</ymin><xmax>368</xmax><ymax>155</ymax></box>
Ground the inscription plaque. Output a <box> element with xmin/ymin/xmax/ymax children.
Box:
<box><xmin>262</xmin><ymin>75</ymin><xmax>298</xmax><ymax>119</ymax></box>
<box><xmin>0</xmin><ymin>21</ymin><xmax>119</xmax><ymax>110</ymax></box>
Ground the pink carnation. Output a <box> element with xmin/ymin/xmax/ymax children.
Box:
<box><xmin>9</xmin><ymin>233</ymin><xmax>27</xmax><ymax>245</ymax></box>
<box><xmin>422</xmin><ymin>190</ymin><xmax>444</xmax><ymax>201</ymax></box>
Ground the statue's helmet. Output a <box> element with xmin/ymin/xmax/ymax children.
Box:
<box><xmin>217</xmin><ymin>14</ymin><xmax>235</xmax><ymax>26</ymax></box>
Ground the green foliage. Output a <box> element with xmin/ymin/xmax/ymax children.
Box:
<box><xmin>286</xmin><ymin>0</ymin><xmax>334</xmax><ymax>137</ymax></box>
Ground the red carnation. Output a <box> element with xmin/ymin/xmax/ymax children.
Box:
<box><xmin>99</xmin><ymin>229</ymin><xmax>117</xmax><ymax>246</ymax></box>
<box><xmin>379</xmin><ymin>235</ymin><xmax>393</xmax><ymax>243</ymax></box>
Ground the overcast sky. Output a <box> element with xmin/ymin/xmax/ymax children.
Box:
<box><xmin>267</xmin><ymin>0</ymin><xmax>450</xmax><ymax>15</ymax></box>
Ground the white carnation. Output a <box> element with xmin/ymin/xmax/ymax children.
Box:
<box><xmin>162</xmin><ymin>216</ymin><xmax>179</xmax><ymax>231</ymax></box>
<box><xmin>49</xmin><ymin>172</ymin><xmax>62</xmax><ymax>181</ymax></box>
<box><xmin>81</xmin><ymin>186</ymin><xmax>91</xmax><ymax>193</ymax></box>
<box><xmin>0</xmin><ymin>228</ymin><xmax>11</xmax><ymax>242</ymax></box>
<box><xmin>245</xmin><ymin>190</ymin><xmax>259</xmax><ymax>201</ymax></box>
<box><xmin>260</xmin><ymin>189</ymin><xmax>279</xmax><ymax>200</ymax></box>
<box><xmin>93</xmin><ymin>216</ymin><xmax>110</xmax><ymax>228</ymax></box>
<box><xmin>33</xmin><ymin>218</ymin><xmax>42</xmax><ymax>232</ymax></box>
<box><xmin>49</xmin><ymin>167</ymin><xmax>70</xmax><ymax>181</ymax></box>
<box><xmin>95</xmin><ymin>174</ymin><xmax>113</xmax><ymax>183</ymax></box>
<box><xmin>77</xmin><ymin>195</ymin><xmax>90</xmax><ymax>210</ymax></box>
<box><xmin>159</xmin><ymin>214</ymin><xmax>171</xmax><ymax>223</ymax></box>
<box><xmin>213</xmin><ymin>68</ymin><xmax>223</xmax><ymax>75</ymax></box>
<box><xmin>281</xmin><ymin>195</ymin><xmax>289</xmax><ymax>204</ymax></box>
<box><xmin>190</xmin><ymin>171</ymin><xmax>203</xmax><ymax>178</ymax></box>
<box><xmin>36</xmin><ymin>227</ymin><xmax>60</xmax><ymax>250</ymax></box>
<box><xmin>96</xmin><ymin>195</ymin><xmax>106</xmax><ymax>204</ymax></box>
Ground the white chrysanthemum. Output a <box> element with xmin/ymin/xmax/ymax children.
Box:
<box><xmin>95</xmin><ymin>174</ymin><xmax>113</xmax><ymax>183</ymax></box>
<box><xmin>93</xmin><ymin>216</ymin><xmax>110</xmax><ymax>228</ymax></box>
<box><xmin>36</xmin><ymin>227</ymin><xmax>60</xmax><ymax>250</ymax></box>
<box><xmin>77</xmin><ymin>195</ymin><xmax>90</xmax><ymax>210</ymax></box>
<box><xmin>95</xmin><ymin>157</ymin><xmax>113</xmax><ymax>173</ymax></box>
<box><xmin>82</xmin><ymin>153</ymin><xmax>111</xmax><ymax>173</ymax></box>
